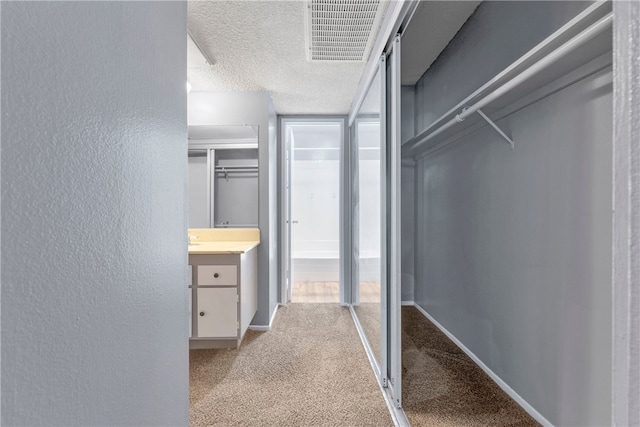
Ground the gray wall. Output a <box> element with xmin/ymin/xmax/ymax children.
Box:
<box><xmin>188</xmin><ymin>92</ymin><xmax>278</xmax><ymax>326</ymax></box>
<box><xmin>414</xmin><ymin>1</ymin><xmax>594</xmax><ymax>135</ymax></box>
<box><xmin>612</xmin><ymin>1</ymin><xmax>640</xmax><ymax>424</ymax></box>
<box><xmin>401</xmin><ymin>85</ymin><xmax>416</xmax><ymax>302</ymax></box>
<box><xmin>408</xmin><ymin>1</ymin><xmax>612</xmax><ymax>426</ymax></box>
<box><xmin>1</xmin><ymin>2</ymin><xmax>189</xmax><ymax>425</ymax></box>
<box><xmin>400</xmin><ymin>164</ymin><xmax>415</xmax><ymax>302</ymax></box>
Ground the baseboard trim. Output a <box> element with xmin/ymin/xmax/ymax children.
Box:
<box><xmin>248</xmin><ymin>304</ymin><xmax>279</xmax><ymax>332</ymax></box>
<box><xmin>411</xmin><ymin>303</ymin><xmax>553</xmax><ymax>427</ymax></box>
<box><xmin>401</xmin><ymin>300</ymin><xmax>415</xmax><ymax>306</ymax></box>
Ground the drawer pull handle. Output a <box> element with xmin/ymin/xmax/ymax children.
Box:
<box><xmin>213</xmin><ymin>273</ymin><xmax>219</xmax><ymax>278</ymax></box>
<box><xmin>199</xmin><ymin>312</ymin><xmax>205</xmax><ymax>317</ymax></box>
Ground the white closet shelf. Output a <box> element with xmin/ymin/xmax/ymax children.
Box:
<box><xmin>402</xmin><ymin>1</ymin><xmax>612</xmax><ymax>157</ymax></box>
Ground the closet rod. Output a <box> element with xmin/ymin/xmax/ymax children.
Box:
<box><xmin>413</xmin><ymin>12</ymin><xmax>612</xmax><ymax>150</ymax></box>
<box><xmin>214</xmin><ymin>165</ymin><xmax>258</xmax><ymax>169</ymax></box>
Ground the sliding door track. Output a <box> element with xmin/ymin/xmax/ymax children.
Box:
<box><xmin>348</xmin><ymin>305</ymin><xmax>410</xmax><ymax>427</ymax></box>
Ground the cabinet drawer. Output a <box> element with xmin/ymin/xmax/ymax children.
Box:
<box><xmin>197</xmin><ymin>265</ymin><xmax>237</xmax><ymax>286</ymax></box>
<box><xmin>196</xmin><ymin>288</ymin><xmax>238</xmax><ymax>338</ymax></box>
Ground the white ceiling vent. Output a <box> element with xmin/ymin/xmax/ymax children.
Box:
<box><xmin>305</xmin><ymin>0</ymin><xmax>385</xmax><ymax>62</ymax></box>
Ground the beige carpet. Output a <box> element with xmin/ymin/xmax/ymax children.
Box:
<box><xmin>190</xmin><ymin>304</ymin><xmax>393</xmax><ymax>427</ymax></box>
<box><xmin>402</xmin><ymin>306</ymin><xmax>540</xmax><ymax>427</ymax></box>
<box><xmin>353</xmin><ymin>302</ymin><xmax>381</xmax><ymax>365</ymax></box>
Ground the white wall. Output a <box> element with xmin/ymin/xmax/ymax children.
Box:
<box><xmin>1</xmin><ymin>2</ymin><xmax>188</xmax><ymax>425</ymax></box>
<box><xmin>291</xmin><ymin>161</ymin><xmax>340</xmax><ymax>256</ymax></box>
<box><xmin>188</xmin><ymin>91</ymin><xmax>278</xmax><ymax>326</ymax></box>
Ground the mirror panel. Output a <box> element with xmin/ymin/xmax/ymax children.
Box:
<box><xmin>353</xmin><ymin>66</ymin><xmax>383</xmax><ymax>366</ymax></box>
<box><xmin>187</xmin><ymin>125</ymin><xmax>259</xmax><ymax>228</ymax></box>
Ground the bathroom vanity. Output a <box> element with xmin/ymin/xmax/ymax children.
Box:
<box><xmin>188</xmin><ymin>228</ymin><xmax>260</xmax><ymax>349</ymax></box>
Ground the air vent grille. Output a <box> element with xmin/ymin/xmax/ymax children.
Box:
<box><xmin>306</xmin><ymin>0</ymin><xmax>384</xmax><ymax>62</ymax></box>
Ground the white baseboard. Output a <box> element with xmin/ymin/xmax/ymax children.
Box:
<box><xmin>248</xmin><ymin>304</ymin><xmax>279</xmax><ymax>332</ymax></box>
<box><xmin>411</xmin><ymin>303</ymin><xmax>553</xmax><ymax>427</ymax></box>
<box><xmin>401</xmin><ymin>300</ymin><xmax>415</xmax><ymax>306</ymax></box>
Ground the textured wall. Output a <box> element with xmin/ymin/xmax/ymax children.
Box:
<box><xmin>188</xmin><ymin>92</ymin><xmax>278</xmax><ymax>326</ymax></box>
<box><xmin>1</xmin><ymin>2</ymin><xmax>188</xmax><ymax>425</ymax></box>
<box><xmin>612</xmin><ymin>1</ymin><xmax>640</xmax><ymax>424</ymax></box>
<box><xmin>410</xmin><ymin>1</ymin><xmax>612</xmax><ymax>425</ymax></box>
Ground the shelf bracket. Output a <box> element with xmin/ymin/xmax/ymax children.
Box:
<box><xmin>476</xmin><ymin>109</ymin><xmax>514</xmax><ymax>149</ymax></box>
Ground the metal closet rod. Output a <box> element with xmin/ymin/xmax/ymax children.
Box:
<box><xmin>413</xmin><ymin>12</ymin><xmax>612</xmax><ymax>150</ymax></box>
<box><xmin>214</xmin><ymin>165</ymin><xmax>258</xmax><ymax>169</ymax></box>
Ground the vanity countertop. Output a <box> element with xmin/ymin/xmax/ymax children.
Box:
<box><xmin>187</xmin><ymin>228</ymin><xmax>260</xmax><ymax>255</ymax></box>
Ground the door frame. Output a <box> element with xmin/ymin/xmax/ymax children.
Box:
<box><xmin>346</xmin><ymin>41</ymin><xmax>403</xmax><ymax>410</ymax></box>
<box><xmin>348</xmin><ymin>54</ymin><xmax>391</xmax><ymax>387</ymax></box>
<box><xmin>278</xmin><ymin>116</ymin><xmax>348</xmax><ymax>306</ymax></box>
<box><xmin>385</xmin><ymin>35</ymin><xmax>402</xmax><ymax>408</ymax></box>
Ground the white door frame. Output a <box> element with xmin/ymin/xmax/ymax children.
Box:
<box><xmin>278</xmin><ymin>117</ymin><xmax>347</xmax><ymax>305</ymax></box>
<box><xmin>385</xmin><ymin>35</ymin><xmax>402</xmax><ymax>409</ymax></box>
<box><xmin>352</xmin><ymin>37</ymin><xmax>403</xmax><ymax>408</ymax></box>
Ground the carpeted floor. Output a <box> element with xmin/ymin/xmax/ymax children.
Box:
<box><xmin>353</xmin><ymin>302</ymin><xmax>382</xmax><ymax>364</ymax></box>
<box><xmin>402</xmin><ymin>306</ymin><xmax>540</xmax><ymax>427</ymax></box>
<box><xmin>190</xmin><ymin>304</ymin><xmax>393</xmax><ymax>427</ymax></box>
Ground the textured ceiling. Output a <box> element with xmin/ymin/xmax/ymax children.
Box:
<box><xmin>187</xmin><ymin>1</ymin><xmax>479</xmax><ymax>115</ymax></box>
<box><xmin>188</xmin><ymin>1</ymin><xmax>384</xmax><ymax>115</ymax></box>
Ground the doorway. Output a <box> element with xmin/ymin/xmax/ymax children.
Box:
<box><xmin>281</xmin><ymin>119</ymin><xmax>345</xmax><ymax>304</ymax></box>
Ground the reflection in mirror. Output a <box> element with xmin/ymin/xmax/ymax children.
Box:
<box><xmin>214</xmin><ymin>148</ymin><xmax>258</xmax><ymax>227</ymax></box>
<box><xmin>187</xmin><ymin>125</ymin><xmax>259</xmax><ymax>228</ymax></box>
<box><xmin>188</xmin><ymin>150</ymin><xmax>209</xmax><ymax>228</ymax></box>
<box><xmin>353</xmin><ymin>67</ymin><xmax>382</xmax><ymax>367</ymax></box>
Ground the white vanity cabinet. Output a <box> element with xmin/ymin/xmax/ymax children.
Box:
<box><xmin>188</xmin><ymin>246</ymin><xmax>258</xmax><ymax>349</ymax></box>
<box><xmin>197</xmin><ymin>287</ymin><xmax>238</xmax><ymax>337</ymax></box>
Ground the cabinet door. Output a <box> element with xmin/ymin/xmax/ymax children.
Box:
<box><xmin>196</xmin><ymin>288</ymin><xmax>238</xmax><ymax>338</ymax></box>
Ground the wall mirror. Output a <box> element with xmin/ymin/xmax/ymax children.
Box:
<box><xmin>188</xmin><ymin>125</ymin><xmax>259</xmax><ymax>228</ymax></box>
<box><xmin>351</xmin><ymin>62</ymin><xmax>384</xmax><ymax>372</ymax></box>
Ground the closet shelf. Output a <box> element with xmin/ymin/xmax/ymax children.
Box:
<box><xmin>402</xmin><ymin>1</ymin><xmax>612</xmax><ymax>157</ymax></box>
